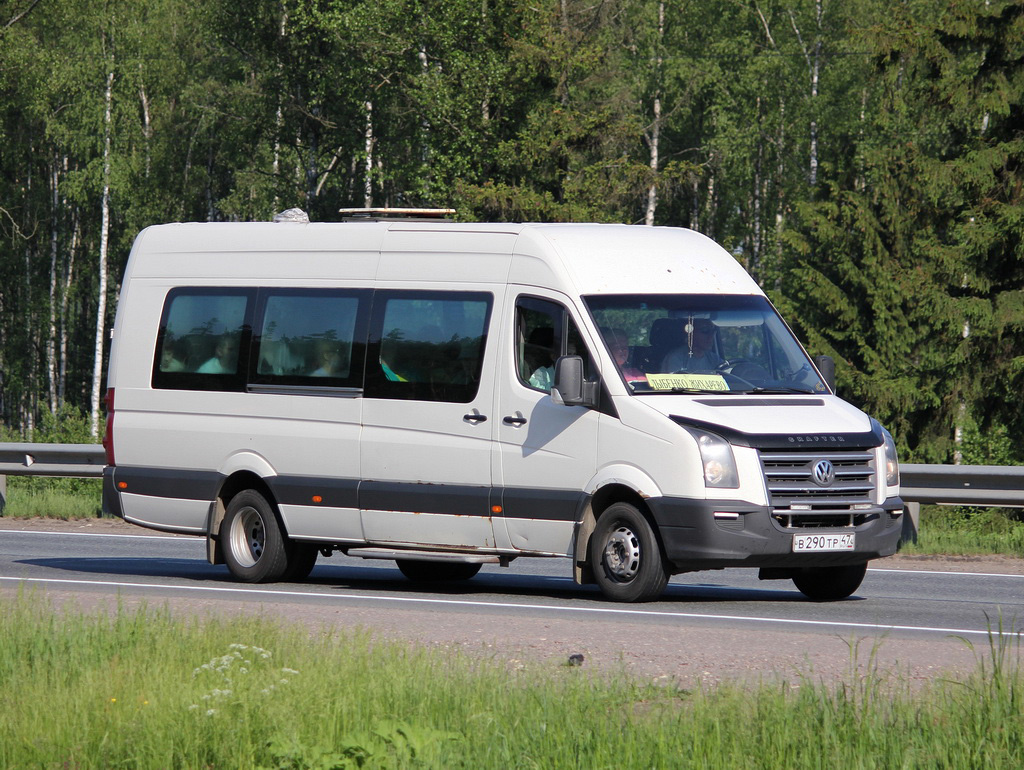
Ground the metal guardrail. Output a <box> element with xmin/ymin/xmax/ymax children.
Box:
<box><xmin>0</xmin><ymin>443</ymin><xmax>106</xmax><ymax>478</ymax></box>
<box><xmin>900</xmin><ymin>463</ymin><xmax>1024</xmax><ymax>507</ymax></box>
<box><xmin>0</xmin><ymin>442</ymin><xmax>105</xmax><ymax>512</ymax></box>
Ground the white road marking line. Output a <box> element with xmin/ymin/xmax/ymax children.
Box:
<box><xmin>1</xmin><ymin>575</ymin><xmax>1019</xmax><ymax>638</ymax></box>
<box><xmin>0</xmin><ymin>529</ymin><xmax>190</xmax><ymax>541</ymax></box>
<box><xmin>869</xmin><ymin>567</ymin><xmax>1024</xmax><ymax>579</ymax></box>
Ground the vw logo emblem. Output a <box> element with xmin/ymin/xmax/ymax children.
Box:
<box><xmin>812</xmin><ymin>459</ymin><xmax>836</xmax><ymax>486</ymax></box>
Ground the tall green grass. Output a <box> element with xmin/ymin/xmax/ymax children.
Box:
<box><xmin>0</xmin><ymin>478</ymin><xmax>103</xmax><ymax>519</ymax></box>
<box><xmin>1</xmin><ymin>592</ymin><xmax>1020</xmax><ymax>768</ymax></box>
<box><xmin>902</xmin><ymin>505</ymin><xmax>1024</xmax><ymax>558</ymax></box>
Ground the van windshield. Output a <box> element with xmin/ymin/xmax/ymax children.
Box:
<box><xmin>585</xmin><ymin>294</ymin><xmax>828</xmax><ymax>395</ymax></box>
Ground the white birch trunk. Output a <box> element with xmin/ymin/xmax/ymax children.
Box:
<box><xmin>139</xmin><ymin>72</ymin><xmax>151</xmax><ymax>178</ymax></box>
<box><xmin>644</xmin><ymin>1</ymin><xmax>665</xmax><ymax>227</ymax></box>
<box><xmin>363</xmin><ymin>101</ymin><xmax>374</xmax><ymax>208</ymax></box>
<box><xmin>59</xmin><ymin>211</ymin><xmax>78</xmax><ymax>406</ymax></box>
<box><xmin>47</xmin><ymin>156</ymin><xmax>59</xmax><ymax>413</ymax></box>
<box><xmin>90</xmin><ymin>69</ymin><xmax>114</xmax><ymax>438</ymax></box>
<box><xmin>789</xmin><ymin>1</ymin><xmax>822</xmax><ymax>187</ymax></box>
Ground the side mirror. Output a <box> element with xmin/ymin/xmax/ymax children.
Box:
<box><xmin>551</xmin><ymin>356</ymin><xmax>598</xmax><ymax>408</ymax></box>
<box><xmin>813</xmin><ymin>355</ymin><xmax>836</xmax><ymax>393</ymax></box>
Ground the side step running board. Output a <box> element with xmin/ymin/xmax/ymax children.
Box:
<box><xmin>346</xmin><ymin>548</ymin><xmax>502</xmax><ymax>565</ymax></box>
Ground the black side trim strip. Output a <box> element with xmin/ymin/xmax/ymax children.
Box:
<box><xmin>361</xmin><ymin>481</ymin><xmax>491</xmax><ymax>517</ymax></box>
<box><xmin>109</xmin><ymin>468</ymin><xmax>585</xmax><ymax>523</ymax></box>
<box><xmin>112</xmin><ymin>467</ymin><xmax>222</xmax><ymax>501</ymax></box>
<box><xmin>270</xmin><ymin>476</ymin><xmax>359</xmax><ymax>509</ymax></box>
<box><xmin>102</xmin><ymin>467</ymin><xmax>124</xmax><ymax>518</ymax></box>
<box><xmin>500</xmin><ymin>487</ymin><xmax>585</xmax><ymax>522</ymax></box>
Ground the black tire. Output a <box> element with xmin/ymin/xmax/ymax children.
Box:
<box><xmin>283</xmin><ymin>544</ymin><xmax>319</xmax><ymax>581</ymax></box>
<box><xmin>590</xmin><ymin>502</ymin><xmax>669</xmax><ymax>602</ymax></box>
<box><xmin>220</xmin><ymin>490</ymin><xmax>290</xmax><ymax>583</ymax></box>
<box><xmin>792</xmin><ymin>563</ymin><xmax>867</xmax><ymax>601</ymax></box>
<box><xmin>396</xmin><ymin>560</ymin><xmax>482</xmax><ymax>582</ymax></box>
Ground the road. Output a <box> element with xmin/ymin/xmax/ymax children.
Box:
<box><xmin>2</xmin><ymin>519</ymin><xmax>1023</xmax><ymax>686</ymax></box>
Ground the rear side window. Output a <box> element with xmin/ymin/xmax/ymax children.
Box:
<box><xmin>251</xmin><ymin>290</ymin><xmax>369</xmax><ymax>389</ymax></box>
<box><xmin>365</xmin><ymin>291</ymin><xmax>492</xmax><ymax>403</ymax></box>
<box><xmin>153</xmin><ymin>288</ymin><xmax>254</xmax><ymax>391</ymax></box>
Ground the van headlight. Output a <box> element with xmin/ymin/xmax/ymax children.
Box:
<box><xmin>683</xmin><ymin>427</ymin><xmax>739</xmax><ymax>489</ymax></box>
<box><xmin>881</xmin><ymin>427</ymin><xmax>899</xmax><ymax>488</ymax></box>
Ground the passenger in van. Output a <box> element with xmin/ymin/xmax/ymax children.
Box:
<box><xmin>159</xmin><ymin>339</ymin><xmax>188</xmax><ymax>372</ymax></box>
<box><xmin>197</xmin><ymin>334</ymin><xmax>239</xmax><ymax>374</ymax></box>
<box><xmin>379</xmin><ymin>336</ymin><xmax>409</xmax><ymax>382</ymax></box>
<box><xmin>662</xmin><ymin>318</ymin><xmax>721</xmax><ymax>373</ymax></box>
<box><xmin>526</xmin><ymin>327</ymin><xmax>556</xmax><ymax>391</ymax></box>
<box><xmin>603</xmin><ymin>328</ymin><xmax>647</xmax><ymax>384</ymax></box>
<box><xmin>310</xmin><ymin>338</ymin><xmax>348</xmax><ymax>377</ymax></box>
<box><xmin>259</xmin><ymin>338</ymin><xmax>303</xmax><ymax>375</ymax></box>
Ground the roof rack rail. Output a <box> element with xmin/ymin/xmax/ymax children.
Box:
<box><xmin>338</xmin><ymin>207</ymin><xmax>456</xmax><ymax>222</ymax></box>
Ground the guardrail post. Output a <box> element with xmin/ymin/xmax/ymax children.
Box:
<box><xmin>900</xmin><ymin>501</ymin><xmax>920</xmax><ymax>545</ymax></box>
<box><xmin>0</xmin><ymin>474</ymin><xmax>6</xmax><ymax>514</ymax></box>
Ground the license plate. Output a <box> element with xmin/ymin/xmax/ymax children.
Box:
<box><xmin>792</xmin><ymin>533</ymin><xmax>855</xmax><ymax>552</ymax></box>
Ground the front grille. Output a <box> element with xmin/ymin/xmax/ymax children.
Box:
<box><xmin>759</xmin><ymin>449</ymin><xmax>876</xmax><ymax>528</ymax></box>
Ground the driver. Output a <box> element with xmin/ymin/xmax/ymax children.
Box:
<box><xmin>662</xmin><ymin>318</ymin><xmax>721</xmax><ymax>372</ymax></box>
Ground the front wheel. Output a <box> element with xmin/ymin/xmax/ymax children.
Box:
<box><xmin>221</xmin><ymin>490</ymin><xmax>290</xmax><ymax>583</ymax></box>
<box><xmin>792</xmin><ymin>563</ymin><xmax>867</xmax><ymax>601</ymax></box>
<box><xmin>590</xmin><ymin>503</ymin><xmax>669</xmax><ymax>602</ymax></box>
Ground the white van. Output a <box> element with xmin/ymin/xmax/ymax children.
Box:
<box><xmin>102</xmin><ymin>213</ymin><xmax>903</xmax><ymax>602</ymax></box>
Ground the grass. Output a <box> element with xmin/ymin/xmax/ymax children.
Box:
<box><xmin>0</xmin><ymin>478</ymin><xmax>103</xmax><ymax>519</ymax></box>
<box><xmin>901</xmin><ymin>505</ymin><xmax>1024</xmax><ymax>559</ymax></box>
<box><xmin>0</xmin><ymin>592</ymin><xmax>1021</xmax><ymax>769</ymax></box>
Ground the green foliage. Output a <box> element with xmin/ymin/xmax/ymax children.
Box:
<box><xmin>262</xmin><ymin>721</ymin><xmax>462</xmax><ymax>770</ymax></box>
<box><xmin>1</xmin><ymin>0</ymin><xmax>1023</xmax><ymax>463</ymax></box>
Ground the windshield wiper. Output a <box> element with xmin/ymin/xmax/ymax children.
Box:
<box><xmin>661</xmin><ymin>387</ymin><xmax>734</xmax><ymax>395</ymax></box>
<box><xmin>734</xmin><ymin>386</ymin><xmax>818</xmax><ymax>395</ymax></box>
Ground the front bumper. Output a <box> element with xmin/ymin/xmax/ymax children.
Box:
<box><xmin>646</xmin><ymin>495</ymin><xmax>905</xmax><ymax>574</ymax></box>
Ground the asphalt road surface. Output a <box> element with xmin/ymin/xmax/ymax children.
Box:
<box><xmin>2</xmin><ymin>519</ymin><xmax>1023</xmax><ymax>687</ymax></box>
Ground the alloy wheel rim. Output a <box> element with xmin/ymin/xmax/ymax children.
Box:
<box><xmin>603</xmin><ymin>525</ymin><xmax>641</xmax><ymax>581</ymax></box>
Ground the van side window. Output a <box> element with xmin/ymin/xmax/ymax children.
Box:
<box><xmin>252</xmin><ymin>290</ymin><xmax>368</xmax><ymax>389</ymax></box>
<box><xmin>515</xmin><ymin>297</ymin><xmax>592</xmax><ymax>393</ymax></box>
<box><xmin>365</xmin><ymin>291</ymin><xmax>492</xmax><ymax>403</ymax></box>
<box><xmin>153</xmin><ymin>289</ymin><xmax>253</xmax><ymax>391</ymax></box>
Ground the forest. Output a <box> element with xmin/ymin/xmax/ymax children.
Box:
<box><xmin>0</xmin><ymin>0</ymin><xmax>1021</xmax><ymax>463</ymax></box>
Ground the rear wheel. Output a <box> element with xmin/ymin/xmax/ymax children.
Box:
<box><xmin>221</xmin><ymin>490</ymin><xmax>290</xmax><ymax>583</ymax></box>
<box><xmin>283</xmin><ymin>544</ymin><xmax>319</xmax><ymax>581</ymax></box>
<box><xmin>792</xmin><ymin>563</ymin><xmax>867</xmax><ymax>601</ymax></box>
<box><xmin>590</xmin><ymin>502</ymin><xmax>669</xmax><ymax>602</ymax></box>
<box><xmin>396</xmin><ymin>560</ymin><xmax>482</xmax><ymax>582</ymax></box>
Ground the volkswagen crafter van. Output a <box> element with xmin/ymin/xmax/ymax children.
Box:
<box><xmin>102</xmin><ymin>214</ymin><xmax>903</xmax><ymax>602</ymax></box>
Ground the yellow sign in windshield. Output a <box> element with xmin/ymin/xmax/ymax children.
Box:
<box><xmin>646</xmin><ymin>373</ymin><xmax>728</xmax><ymax>391</ymax></box>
